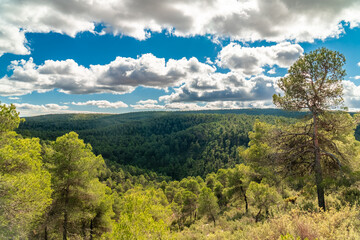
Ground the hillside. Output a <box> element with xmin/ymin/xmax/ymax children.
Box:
<box><xmin>17</xmin><ymin>109</ymin><xmax>302</xmax><ymax>179</ymax></box>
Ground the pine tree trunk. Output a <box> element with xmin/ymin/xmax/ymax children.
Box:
<box><xmin>63</xmin><ymin>187</ymin><xmax>69</xmax><ymax>240</ymax></box>
<box><xmin>313</xmin><ymin>113</ymin><xmax>326</xmax><ymax>211</ymax></box>
<box><xmin>211</xmin><ymin>214</ymin><xmax>216</xmax><ymax>227</ymax></box>
<box><xmin>90</xmin><ymin>219</ymin><xmax>93</xmax><ymax>240</ymax></box>
<box><xmin>255</xmin><ymin>209</ymin><xmax>262</xmax><ymax>222</ymax></box>
<box><xmin>241</xmin><ymin>187</ymin><xmax>248</xmax><ymax>213</ymax></box>
<box><xmin>63</xmin><ymin>210</ymin><xmax>68</xmax><ymax>240</ymax></box>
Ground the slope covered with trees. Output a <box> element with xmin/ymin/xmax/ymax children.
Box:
<box><xmin>18</xmin><ymin>110</ymin><xmax>301</xmax><ymax>179</ymax></box>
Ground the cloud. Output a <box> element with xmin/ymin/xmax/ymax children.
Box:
<box><xmin>204</xmin><ymin>100</ymin><xmax>274</xmax><ymax>109</ymax></box>
<box><xmin>131</xmin><ymin>99</ymin><xmax>165</xmax><ymax>109</ymax></box>
<box><xmin>15</xmin><ymin>103</ymin><xmax>68</xmax><ymax>111</ymax></box>
<box><xmin>216</xmin><ymin>42</ymin><xmax>303</xmax><ymax>76</ymax></box>
<box><xmin>137</xmin><ymin>99</ymin><xmax>158</xmax><ymax>105</ymax></box>
<box><xmin>160</xmin><ymin>72</ymin><xmax>279</xmax><ymax>103</ymax></box>
<box><xmin>267</xmin><ymin>68</ymin><xmax>276</xmax><ymax>75</ymax></box>
<box><xmin>131</xmin><ymin>100</ymin><xmax>274</xmax><ymax>111</ymax></box>
<box><xmin>72</xmin><ymin>100</ymin><xmax>128</xmax><ymax>108</ymax></box>
<box><xmin>1</xmin><ymin>0</ymin><xmax>360</xmax><ymax>56</ymax></box>
<box><xmin>8</xmin><ymin>97</ymin><xmax>20</xmax><ymax>100</ymax></box>
<box><xmin>342</xmin><ymin>80</ymin><xmax>360</xmax><ymax>110</ymax></box>
<box><xmin>13</xmin><ymin>103</ymin><xmax>70</xmax><ymax>116</ymax></box>
<box><xmin>358</xmin><ymin>62</ymin><xmax>360</xmax><ymax>67</ymax></box>
<box><xmin>0</xmin><ymin>54</ymin><xmax>214</xmax><ymax>96</ymax></box>
<box><xmin>164</xmin><ymin>103</ymin><xmax>205</xmax><ymax>110</ymax></box>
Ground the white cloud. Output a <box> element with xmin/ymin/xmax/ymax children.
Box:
<box><xmin>358</xmin><ymin>62</ymin><xmax>360</xmax><ymax>67</ymax></box>
<box><xmin>131</xmin><ymin>99</ymin><xmax>165</xmax><ymax>109</ymax></box>
<box><xmin>216</xmin><ymin>42</ymin><xmax>303</xmax><ymax>76</ymax></box>
<box><xmin>206</xmin><ymin>57</ymin><xmax>214</xmax><ymax>65</ymax></box>
<box><xmin>13</xmin><ymin>103</ymin><xmax>70</xmax><ymax>116</ymax></box>
<box><xmin>15</xmin><ymin>103</ymin><xmax>68</xmax><ymax>111</ymax></box>
<box><xmin>1</xmin><ymin>0</ymin><xmax>360</xmax><ymax>56</ymax></box>
<box><xmin>0</xmin><ymin>54</ymin><xmax>215</xmax><ymax>96</ymax></box>
<box><xmin>137</xmin><ymin>99</ymin><xmax>158</xmax><ymax>105</ymax></box>
<box><xmin>131</xmin><ymin>104</ymin><xmax>165</xmax><ymax>110</ymax></box>
<box><xmin>342</xmin><ymin>80</ymin><xmax>360</xmax><ymax>110</ymax></box>
<box><xmin>72</xmin><ymin>100</ymin><xmax>128</xmax><ymax>108</ymax></box>
<box><xmin>267</xmin><ymin>68</ymin><xmax>276</xmax><ymax>75</ymax></box>
<box><xmin>144</xmin><ymin>100</ymin><xmax>274</xmax><ymax>111</ymax></box>
<box><xmin>160</xmin><ymin>72</ymin><xmax>280</xmax><ymax>103</ymax></box>
<box><xmin>165</xmin><ymin>103</ymin><xmax>205</xmax><ymax>110</ymax></box>
<box><xmin>204</xmin><ymin>100</ymin><xmax>274</xmax><ymax>109</ymax></box>
<box><xmin>8</xmin><ymin>97</ymin><xmax>20</xmax><ymax>100</ymax></box>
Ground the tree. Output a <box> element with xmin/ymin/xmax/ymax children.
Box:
<box><xmin>107</xmin><ymin>187</ymin><xmax>171</xmax><ymax>240</ymax></box>
<box><xmin>198</xmin><ymin>187</ymin><xmax>219</xmax><ymax>226</ymax></box>
<box><xmin>247</xmin><ymin>181</ymin><xmax>281</xmax><ymax>222</ymax></box>
<box><xmin>0</xmin><ymin>103</ymin><xmax>52</xmax><ymax>238</ymax></box>
<box><xmin>225</xmin><ymin>164</ymin><xmax>255</xmax><ymax>212</ymax></box>
<box><xmin>0</xmin><ymin>103</ymin><xmax>21</xmax><ymax>133</ymax></box>
<box><xmin>43</xmin><ymin>132</ymin><xmax>112</xmax><ymax>239</ymax></box>
<box><xmin>272</xmin><ymin>47</ymin><xmax>348</xmax><ymax>210</ymax></box>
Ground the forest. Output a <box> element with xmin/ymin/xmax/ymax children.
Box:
<box><xmin>2</xmin><ymin>48</ymin><xmax>360</xmax><ymax>239</ymax></box>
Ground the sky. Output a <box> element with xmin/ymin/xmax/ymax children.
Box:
<box><xmin>0</xmin><ymin>0</ymin><xmax>360</xmax><ymax>116</ymax></box>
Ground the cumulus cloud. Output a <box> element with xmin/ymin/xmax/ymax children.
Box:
<box><xmin>15</xmin><ymin>103</ymin><xmax>68</xmax><ymax>110</ymax></box>
<box><xmin>160</xmin><ymin>72</ymin><xmax>279</xmax><ymax>103</ymax></box>
<box><xmin>342</xmin><ymin>80</ymin><xmax>360</xmax><ymax>110</ymax></box>
<box><xmin>131</xmin><ymin>99</ymin><xmax>165</xmax><ymax>109</ymax></box>
<box><xmin>13</xmin><ymin>103</ymin><xmax>70</xmax><ymax>116</ymax></box>
<box><xmin>216</xmin><ymin>42</ymin><xmax>303</xmax><ymax>75</ymax></box>
<box><xmin>130</xmin><ymin>99</ymin><xmax>165</xmax><ymax>110</ymax></box>
<box><xmin>1</xmin><ymin>0</ymin><xmax>360</xmax><ymax>56</ymax></box>
<box><xmin>0</xmin><ymin>54</ymin><xmax>214</xmax><ymax>96</ymax></box>
<box><xmin>72</xmin><ymin>100</ymin><xmax>128</xmax><ymax>108</ymax></box>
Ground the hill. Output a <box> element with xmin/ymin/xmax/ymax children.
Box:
<box><xmin>17</xmin><ymin>109</ymin><xmax>304</xmax><ymax>179</ymax></box>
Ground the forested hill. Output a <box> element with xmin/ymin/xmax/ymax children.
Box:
<box><xmin>16</xmin><ymin>109</ymin><xmax>301</xmax><ymax>179</ymax></box>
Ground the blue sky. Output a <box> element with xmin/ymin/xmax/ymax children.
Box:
<box><xmin>0</xmin><ymin>0</ymin><xmax>360</xmax><ymax>116</ymax></box>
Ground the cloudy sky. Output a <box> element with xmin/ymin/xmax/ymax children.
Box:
<box><xmin>1</xmin><ymin>0</ymin><xmax>360</xmax><ymax>116</ymax></box>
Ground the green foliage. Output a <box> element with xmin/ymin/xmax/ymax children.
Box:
<box><xmin>272</xmin><ymin>47</ymin><xmax>348</xmax><ymax>210</ymax></box>
<box><xmin>225</xmin><ymin>164</ymin><xmax>256</xmax><ymax>212</ymax></box>
<box><xmin>247</xmin><ymin>181</ymin><xmax>281</xmax><ymax>221</ymax></box>
<box><xmin>42</xmin><ymin>132</ymin><xmax>112</xmax><ymax>239</ymax></box>
<box><xmin>273</xmin><ymin>47</ymin><xmax>346</xmax><ymax>112</ymax></box>
<box><xmin>106</xmin><ymin>187</ymin><xmax>172</xmax><ymax>240</ymax></box>
<box><xmin>0</xmin><ymin>103</ymin><xmax>22</xmax><ymax>133</ymax></box>
<box><xmin>0</xmin><ymin>103</ymin><xmax>52</xmax><ymax>239</ymax></box>
<box><xmin>198</xmin><ymin>187</ymin><xmax>219</xmax><ymax>225</ymax></box>
<box><xmin>0</xmin><ymin>134</ymin><xmax>52</xmax><ymax>238</ymax></box>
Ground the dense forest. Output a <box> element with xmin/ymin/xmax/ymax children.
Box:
<box><xmin>17</xmin><ymin>109</ymin><xmax>302</xmax><ymax>179</ymax></box>
<box><xmin>3</xmin><ymin>48</ymin><xmax>360</xmax><ymax>239</ymax></box>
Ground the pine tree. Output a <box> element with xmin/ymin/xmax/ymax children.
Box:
<box><xmin>198</xmin><ymin>187</ymin><xmax>219</xmax><ymax>226</ymax></box>
<box><xmin>273</xmin><ymin>47</ymin><xmax>347</xmax><ymax>210</ymax></box>
<box><xmin>43</xmin><ymin>132</ymin><xmax>113</xmax><ymax>239</ymax></box>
